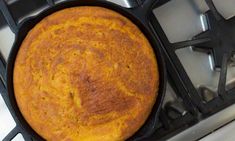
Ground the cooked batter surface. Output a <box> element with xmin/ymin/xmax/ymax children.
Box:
<box><xmin>14</xmin><ymin>6</ymin><xmax>159</xmax><ymax>141</ymax></box>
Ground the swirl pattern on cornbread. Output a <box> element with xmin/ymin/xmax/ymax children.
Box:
<box><xmin>13</xmin><ymin>6</ymin><xmax>159</xmax><ymax>141</ymax></box>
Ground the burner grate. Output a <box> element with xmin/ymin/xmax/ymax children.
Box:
<box><xmin>0</xmin><ymin>0</ymin><xmax>17</xmax><ymax>33</ymax></box>
<box><xmin>151</xmin><ymin>0</ymin><xmax>235</xmax><ymax>113</ymax></box>
<box><xmin>0</xmin><ymin>0</ymin><xmax>235</xmax><ymax>141</ymax></box>
<box><xmin>0</xmin><ymin>0</ymin><xmax>55</xmax><ymax>140</ymax></box>
<box><xmin>0</xmin><ymin>35</ymin><xmax>31</xmax><ymax>141</ymax></box>
<box><xmin>0</xmin><ymin>51</ymin><xmax>6</xmax><ymax>85</ymax></box>
<box><xmin>0</xmin><ymin>0</ymin><xmax>53</xmax><ymax>31</ymax></box>
<box><xmin>145</xmin><ymin>0</ymin><xmax>235</xmax><ymax>140</ymax></box>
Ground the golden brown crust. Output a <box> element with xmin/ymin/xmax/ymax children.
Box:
<box><xmin>13</xmin><ymin>6</ymin><xmax>159</xmax><ymax>141</ymax></box>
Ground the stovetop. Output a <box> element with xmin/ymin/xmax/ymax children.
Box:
<box><xmin>0</xmin><ymin>0</ymin><xmax>235</xmax><ymax>141</ymax></box>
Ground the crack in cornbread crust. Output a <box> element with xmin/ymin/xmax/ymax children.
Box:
<box><xmin>13</xmin><ymin>6</ymin><xmax>159</xmax><ymax>141</ymax></box>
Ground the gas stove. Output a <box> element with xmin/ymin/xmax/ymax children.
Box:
<box><xmin>0</xmin><ymin>0</ymin><xmax>235</xmax><ymax>141</ymax></box>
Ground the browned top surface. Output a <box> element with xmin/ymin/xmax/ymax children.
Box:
<box><xmin>13</xmin><ymin>6</ymin><xmax>159</xmax><ymax>141</ymax></box>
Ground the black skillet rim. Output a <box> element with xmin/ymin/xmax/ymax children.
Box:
<box><xmin>6</xmin><ymin>0</ymin><xmax>166</xmax><ymax>140</ymax></box>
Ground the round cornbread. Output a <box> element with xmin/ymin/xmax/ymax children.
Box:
<box><xmin>13</xmin><ymin>6</ymin><xmax>159</xmax><ymax>141</ymax></box>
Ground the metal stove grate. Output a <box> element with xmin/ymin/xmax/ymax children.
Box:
<box><xmin>146</xmin><ymin>0</ymin><xmax>235</xmax><ymax>139</ymax></box>
<box><xmin>0</xmin><ymin>0</ymin><xmax>235</xmax><ymax>141</ymax></box>
<box><xmin>0</xmin><ymin>1</ymin><xmax>56</xmax><ymax>140</ymax></box>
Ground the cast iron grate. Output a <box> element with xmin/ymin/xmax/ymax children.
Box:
<box><xmin>151</xmin><ymin>0</ymin><xmax>235</xmax><ymax>111</ymax></box>
<box><xmin>143</xmin><ymin>0</ymin><xmax>235</xmax><ymax>140</ymax></box>
<box><xmin>0</xmin><ymin>1</ymin><xmax>56</xmax><ymax>140</ymax></box>
<box><xmin>0</xmin><ymin>0</ymin><xmax>195</xmax><ymax>140</ymax></box>
<box><xmin>0</xmin><ymin>0</ymin><xmax>235</xmax><ymax>141</ymax></box>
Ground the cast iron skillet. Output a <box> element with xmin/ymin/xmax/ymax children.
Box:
<box><xmin>5</xmin><ymin>0</ymin><xmax>166</xmax><ymax>140</ymax></box>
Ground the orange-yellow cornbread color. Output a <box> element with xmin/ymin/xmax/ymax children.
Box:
<box><xmin>13</xmin><ymin>6</ymin><xmax>159</xmax><ymax>141</ymax></box>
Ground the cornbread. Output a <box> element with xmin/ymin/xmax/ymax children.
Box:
<box><xmin>13</xmin><ymin>6</ymin><xmax>159</xmax><ymax>141</ymax></box>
